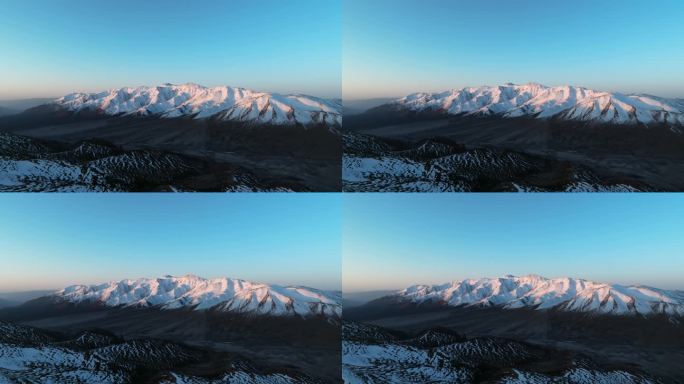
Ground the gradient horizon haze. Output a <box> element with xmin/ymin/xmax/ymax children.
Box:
<box><xmin>343</xmin><ymin>194</ymin><xmax>684</xmax><ymax>292</ymax></box>
<box><xmin>0</xmin><ymin>194</ymin><xmax>341</xmax><ymax>292</ymax></box>
<box><xmin>343</xmin><ymin>0</ymin><xmax>684</xmax><ymax>100</ymax></box>
<box><xmin>0</xmin><ymin>0</ymin><xmax>341</xmax><ymax>100</ymax></box>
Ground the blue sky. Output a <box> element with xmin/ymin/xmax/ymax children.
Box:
<box><xmin>343</xmin><ymin>0</ymin><xmax>684</xmax><ymax>99</ymax></box>
<box><xmin>343</xmin><ymin>194</ymin><xmax>684</xmax><ymax>292</ymax></box>
<box><xmin>2</xmin><ymin>194</ymin><xmax>682</xmax><ymax>293</ymax></box>
<box><xmin>0</xmin><ymin>0</ymin><xmax>341</xmax><ymax>99</ymax></box>
<box><xmin>0</xmin><ymin>194</ymin><xmax>341</xmax><ymax>292</ymax></box>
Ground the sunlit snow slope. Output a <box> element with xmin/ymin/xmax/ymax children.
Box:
<box><xmin>394</xmin><ymin>83</ymin><xmax>684</xmax><ymax>126</ymax></box>
<box><xmin>52</xmin><ymin>275</ymin><xmax>341</xmax><ymax>318</ymax></box>
<box><xmin>52</xmin><ymin>83</ymin><xmax>341</xmax><ymax>126</ymax></box>
<box><xmin>394</xmin><ymin>275</ymin><xmax>684</xmax><ymax>317</ymax></box>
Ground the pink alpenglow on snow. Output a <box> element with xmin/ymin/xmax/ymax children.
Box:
<box><xmin>53</xmin><ymin>83</ymin><xmax>342</xmax><ymax>126</ymax></box>
<box><xmin>394</xmin><ymin>83</ymin><xmax>684</xmax><ymax>127</ymax></box>
<box><xmin>394</xmin><ymin>275</ymin><xmax>684</xmax><ymax>317</ymax></box>
<box><xmin>54</xmin><ymin>275</ymin><xmax>341</xmax><ymax>318</ymax></box>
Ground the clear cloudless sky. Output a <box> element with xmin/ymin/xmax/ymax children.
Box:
<box><xmin>0</xmin><ymin>0</ymin><xmax>340</xmax><ymax>99</ymax></box>
<box><xmin>343</xmin><ymin>194</ymin><xmax>684</xmax><ymax>292</ymax></box>
<box><xmin>0</xmin><ymin>194</ymin><xmax>341</xmax><ymax>292</ymax></box>
<box><xmin>343</xmin><ymin>0</ymin><xmax>684</xmax><ymax>99</ymax></box>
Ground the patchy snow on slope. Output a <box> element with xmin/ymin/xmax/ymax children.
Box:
<box><xmin>342</xmin><ymin>155</ymin><xmax>469</xmax><ymax>192</ymax></box>
<box><xmin>502</xmin><ymin>368</ymin><xmax>654</xmax><ymax>384</ymax></box>
<box><xmin>0</xmin><ymin>157</ymin><xmax>108</xmax><ymax>192</ymax></box>
<box><xmin>342</xmin><ymin>321</ymin><xmax>658</xmax><ymax>384</ymax></box>
<box><xmin>163</xmin><ymin>371</ymin><xmax>314</xmax><ymax>384</ymax></box>
<box><xmin>342</xmin><ymin>340</ymin><xmax>471</xmax><ymax>384</ymax></box>
<box><xmin>0</xmin><ymin>343</ymin><xmax>126</xmax><ymax>384</ymax></box>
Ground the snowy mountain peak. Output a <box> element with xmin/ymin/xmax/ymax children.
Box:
<box><xmin>52</xmin><ymin>83</ymin><xmax>341</xmax><ymax>127</ymax></box>
<box><xmin>394</xmin><ymin>275</ymin><xmax>684</xmax><ymax>317</ymax></box>
<box><xmin>52</xmin><ymin>275</ymin><xmax>341</xmax><ymax>318</ymax></box>
<box><xmin>394</xmin><ymin>83</ymin><xmax>684</xmax><ymax>127</ymax></box>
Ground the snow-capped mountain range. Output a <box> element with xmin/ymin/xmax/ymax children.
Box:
<box><xmin>393</xmin><ymin>275</ymin><xmax>684</xmax><ymax>317</ymax></box>
<box><xmin>51</xmin><ymin>275</ymin><xmax>341</xmax><ymax>318</ymax></box>
<box><xmin>51</xmin><ymin>83</ymin><xmax>341</xmax><ymax>126</ymax></box>
<box><xmin>393</xmin><ymin>83</ymin><xmax>684</xmax><ymax>126</ymax></box>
